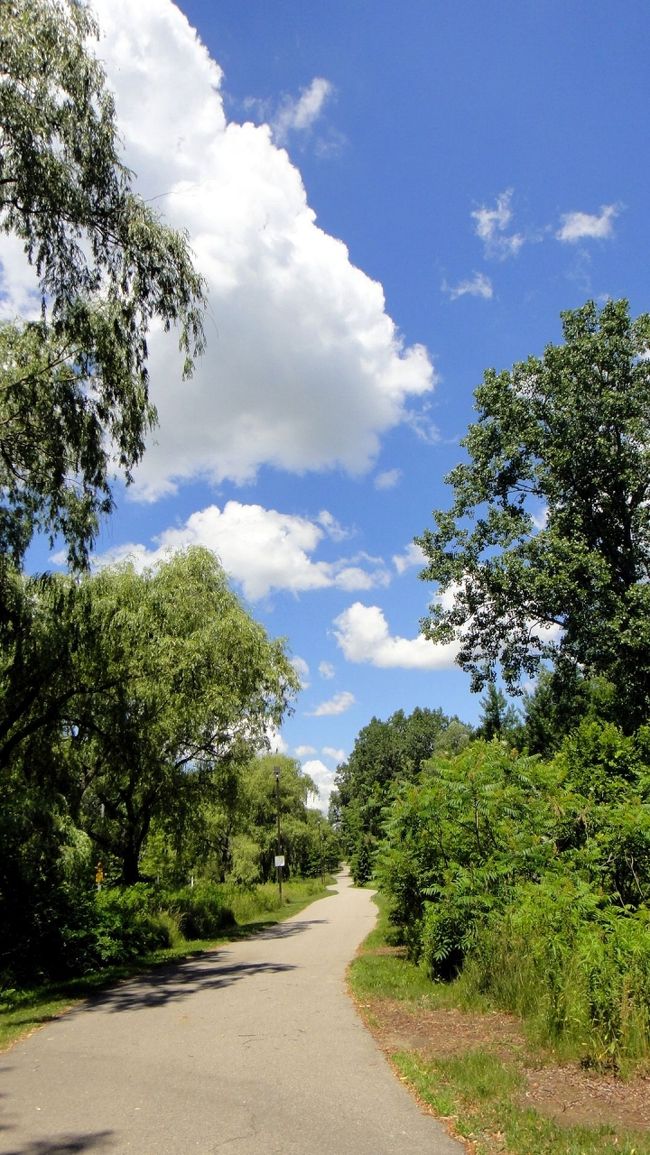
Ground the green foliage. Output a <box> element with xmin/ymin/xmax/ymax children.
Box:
<box><xmin>375</xmin><ymin>723</ymin><xmax>650</xmax><ymax>1067</ymax></box>
<box><xmin>93</xmin><ymin>885</ymin><xmax>174</xmax><ymax>966</ymax></box>
<box><xmin>227</xmin><ymin>835</ymin><xmax>262</xmax><ymax>888</ymax></box>
<box><xmin>0</xmin><ymin>551</ymin><xmax>303</xmax><ymax>981</ymax></box>
<box><xmin>0</xmin><ymin>0</ymin><xmax>205</xmax><ymax>566</ymax></box>
<box><xmin>167</xmin><ymin>882</ymin><xmax>235</xmax><ymax>940</ymax></box>
<box><xmin>62</xmin><ymin>549</ymin><xmax>297</xmax><ymax>883</ymax></box>
<box><xmin>377</xmin><ymin>741</ymin><xmax>560</xmax><ymax>969</ymax></box>
<box><xmin>0</xmin><ymin>775</ymin><xmax>96</xmax><ymax>985</ymax></box>
<box><xmin>418</xmin><ymin>299</ymin><xmax>650</xmax><ymax>731</ymax></box>
<box><xmin>476</xmin><ymin>683</ymin><xmax>521</xmax><ymax>743</ymax></box>
<box><xmin>335</xmin><ymin>706</ymin><xmax>472</xmax><ymax>881</ymax></box>
<box><xmin>465</xmin><ymin>879</ymin><xmax>650</xmax><ymax>1068</ymax></box>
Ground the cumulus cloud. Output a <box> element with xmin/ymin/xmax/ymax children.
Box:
<box><xmin>291</xmin><ymin>657</ymin><xmax>310</xmax><ymax>688</ymax></box>
<box><xmin>374</xmin><ymin>468</ymin><xmax>402</xmax><ymax>490</ymax></box>
<box><xmin>301</xmin><ymin>759</ymin><xmax>336</xmax><ymax>813</ymax></box>
<box><xmin>273</xmin><ymin>77</ymin><xmax>334</xmax><ymax>142</ymax></box>
<box><xmin>294</xmin><ymin>744</ymin><xmax>317</xmax><ymax>757</ymax></box>
<box><xmin>89</xmin><ymin>500</ymin><xmax>391</xmax><ymax>601</ymax></box>
<box><xmin>442</xmin><ymin>272</ymin><xmax>493</xmax><ymax>300</ymax></box>
<box><xmin>317</xmin><ymin>510</ymin><xmax>352</xmax><ymax>542</ymax></box>
<box><xmin>60</xmin><ymin>0</ymin><xmax>437</xmax><ymax>501</ymax></box>
<box><xmin>265</xmin><ymin>727</ymin><xmax>289</xmax><ymax>755</ymax></box>
<box><xmin>333</xmin><ymin>602</ymin><xmax>459</xmax><ymax>669</ymax></box>
<box><xmin>318</xmin><ymin>661</ymin><xmax>335</xmax><ymax>679</ymax></box>
<box><xmin>307</xmin><ymin>690</ymin><xmax>356</xmax><ymax>716</ymax></box>
<box><xmin>392</xmin><ymin>542</ymin><xmax>426</xmax><ymax>575</ymax></box>
<box><xmin>472</xmin><ymin>190</ymin><xmax>524</xmax><ymax>259</ymax></box>
<box><xmin>322</xmin><ymin>746</ymin><xmax>346</xmax><ymax>764</ymax></box>
<box><xmin>556</xmin><ymin>204</ymin><xmax>619</xmax><ymax>243</ymax></box>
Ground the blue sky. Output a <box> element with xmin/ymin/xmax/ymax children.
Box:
<box><xmin>8</xmin><ymin>1</ymin><xmax>649</xmax><ymax>809</ymax></box>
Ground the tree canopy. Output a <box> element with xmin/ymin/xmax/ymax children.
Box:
<box><xmin>0</xmin><ymin>0</ymin><xmax>205</xmax><ymax>566</ymax></box>
<box><xmin>417</xmin><ymin>299</ymin><xmax>650</xmax><ymax>730</ymax></box>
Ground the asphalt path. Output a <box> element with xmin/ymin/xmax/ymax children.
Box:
<box><xmin>0</xmin><ymin>871</ymin><xmax>463</xmax><ymax>1154</ymax></box>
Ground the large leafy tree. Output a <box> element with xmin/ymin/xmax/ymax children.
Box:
<box><xmin>0</xmin><ymin>0</ymin><xmax>205</xmax><ymax>566</ymax></box>
<box><xmin>417</xmin><ymin>300</ymin><xmax>650</xmax><ymax>730</ymax></box>
<box><xmin>65</xmin><ymin>549</ymin><xmax>298</xmax><ymax>883</ymax></box>
<box><xmin>334</xmin><ymin>706</ymin><xmax>471</xmax><ymax>882</ymax></box>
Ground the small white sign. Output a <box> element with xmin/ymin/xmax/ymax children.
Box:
<box><xmin>274</xmin><ymin>855</ymin><xmax>285</xmax><ymax>868</ymax></box>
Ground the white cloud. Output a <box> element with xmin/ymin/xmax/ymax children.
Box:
<box><xmin>333</xmin><ymin>602</ymin><xmax>459</xmax><ymax>670</ymax></box>
<box><xmin>322</xmin><ymin>746</ymin><xmax>346</xmax><ymax>764</ymax></box>
<box><xmin>266</xmin><ymin>727</ymin><xmax>289</xmax><ymax>755</ymax></box>
<box><xmin>531</xmin><ymin>505</ymin><xmax>549</xmax><ymax>530</ymax></box>
<box><xmin>72</xmin><ymin>1</ymin><xmax>436</xmax><ymax>501</ymax></box>
<box><xmin>392</xmin><ymin>542</ymin><xmax>426</xmax><ymax>575</ymax></box>
<box><xmin>291</xmin><ymin>657</ymin><xmax>310</xmax><ymax>688</ymax></box>
<box><xmin>556</xmin><ymin>204</ymin><xmax>619</xmax><ymax>243</ymax></box>
<box><xmin>443</xmin><ymin>272</ymin><xmax>493</xmax><ymax>300</ymax></box>
<box><xmin>472</xmin><ymin>190</ymin><xmax>524</xmax><ymax>259</ymax></box>
<box><xmin>273</xmin><ymin>77</ymin><xmax>333</xmax><ymax>142</ymax></box>
<box><xmin>294</xmin><ymin>744</ymin><xmax>317</xmax><ymax>757</ymax></box>
<box><xmin>0</xmin><ymin>235</ymin><xmax>42</xmax><ymax>322</ymax></box>
<box><xmin>374</xmin><ymin>468</ymin><xmax>402</xmax><ymax>490</ymax></box>
<box><xmin>318</xmin><ymin>661</ymin><xmax>335</xmax><ymax>679</ymax></box>
<box><xmin>317</xmin><ymin>510</ymin><xmax>351</xmax><ymax>542</ymax></box>
<box><xmin>301</xmin><ymin>759</ymin><xmax>336</xmax><ymax>813</ymax></box>
<box><xmin>90</xmin><ymin>501</ymin><xmax>391</xmax><ymax>601</ymax></box>
<box><xmin>307</xmin><ymin>690</ymin><xmax>356</xmax><ymax>716</ymax></box>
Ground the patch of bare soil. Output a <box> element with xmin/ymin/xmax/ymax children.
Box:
<box><xmin>356</xmin><ymin>993</ymin><xmax>650</xmax><ymax>1133</ymax></box>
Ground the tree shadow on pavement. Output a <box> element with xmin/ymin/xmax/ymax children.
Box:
<box><xmin>253</xmin><ymin>918</ymin><xmax>328</xmax><ymax>940</ymax></box>
<box><xmin>0</xmin><ymin>1130</ymin><xmax>114</xmax><ymax>1153</ymax></box>
<box><xmin>79</xmin><ymin>955</ymin><xmax>298</xmax><ymax>1015</ymax></box>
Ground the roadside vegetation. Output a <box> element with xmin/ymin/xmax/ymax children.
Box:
<box><xmin>336</xmin><ymin>299</ymin><xmax>650</xmax><ymax>1088</ymax></box>
<box><xmin>350</xmin><ymin>896</ymin><xmax>650</xmax><ymax>1155</ymax></box>
<box><xmin>1</xmin><ymin>875</ymin><xmax>334</xmax><ymax>1052</ymax></box>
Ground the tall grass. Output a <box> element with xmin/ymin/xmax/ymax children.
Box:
<box><xmin>461</xmin><ymin>878</ymin><xmax>650</xmax><ymax>1070</ymax></box>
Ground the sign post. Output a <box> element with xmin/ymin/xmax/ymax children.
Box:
<box><xmin>274</xmin><ymin>766</ymin><xmax>283</xmax><ymax>904</ymax></box>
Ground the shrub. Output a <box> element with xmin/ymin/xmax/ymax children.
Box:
<box><xmin>169</xmin><ymin>881</ymin><xmax>235</xmax><ymax>939</ymax></box>
<box><xmin>92</xmin><ymin>884</ymin><xmax>173</xmax><ymax>966</ymax></box>
<box><xmin>464</xmin><ymin>876</ymin><xmax>650</xmax><ymax>1068</ymax></box>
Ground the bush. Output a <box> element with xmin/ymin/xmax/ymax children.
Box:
<box><xmin>464</xmin><ymin>876</ymin><xmax>650</xmax><ymax>1068</ymax></box>
<box><xmin>92</xmin><ymin>884</ymin><xmax>174</xmax><ymax>966</ymax></box>
<box><xmin>168</xmin><ymin>881</ymin><xmax>235</xmax><ymax>939</ymax></box>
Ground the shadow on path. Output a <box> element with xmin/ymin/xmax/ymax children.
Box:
<box><xmin>253</xmin><ymin>918</ymin><xmax>328</xmax><ymax>941</ymax></box>
<box><xmin>0</xmin><ymin>1131</ymin><xmax>114</xmax><ymax>1153</ymax></box>
<box><xmin>80</xmin><ymin>955</ymin><xmax>297</xmax><ymax>1015</ymax></box>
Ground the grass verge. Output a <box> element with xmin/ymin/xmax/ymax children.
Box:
<box><xmin>0</xmin><ymin>876</ymin><xmax>334</xmax><ymax>1053</ymax></box>
<box><xmin>348</xmin><ymin>892</ymin><xmax>650</xmax><ymax>1155</ymax></box>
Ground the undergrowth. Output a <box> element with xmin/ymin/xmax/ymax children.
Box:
<box><xmin>349</xmin><ymin>891</ymin><xmax>650</xmax><ymax>1155</ymax></box>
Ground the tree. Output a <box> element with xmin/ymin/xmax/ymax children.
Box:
<box><xmin>0</xmin><ymin>0</ymin><xmax>205</xmax><ymax>567</ymax></box>
<box><xmin>63</xmin><ymin>549</ymin><xmax>299</xmax><ymax>883</ymax></box>
<box><xmin>335</xmin><ymin>706</ymin><xmax>469</xmax><ymax>881</ymax></box>
<box><xmin>476</xmin><ymin>683</ymin><xmax>521</xmax><ymax>743</ymax></box>
<box><xmin>417</xmin><ymin>300</ymin><xmax>650</xmax><ymax>730</ymax></box>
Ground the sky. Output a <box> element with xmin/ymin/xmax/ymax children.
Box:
<box><xmin>5</xmin><ymin>1</ymin><xmax>650</xmax><ymax>811</ymax></box>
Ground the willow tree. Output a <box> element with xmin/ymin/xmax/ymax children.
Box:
<box><xmin>0</xmin><ymin>0</ymin><xmax>205</xmax><ymax>567</ymax></box>
<box><xmin>67</xmin><ymin>549</ymin><xmax>299</xmax><ymax>884</ymax></box>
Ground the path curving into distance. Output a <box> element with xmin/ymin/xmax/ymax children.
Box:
<box><xmin>0</xmin><ymin>871</ymin><xmax>463</xmax><ymax>1154</ymax></box>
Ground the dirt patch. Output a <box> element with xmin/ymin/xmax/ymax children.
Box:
<box><xmin>356</xmin><ymin>992</ymin><xmax>650</xmax><ymax>1134</ymax></box>
<box><xmin>521</xmin><ymin>1063</ymin><xmax>650</xmax><ymax>1132</ymax></box>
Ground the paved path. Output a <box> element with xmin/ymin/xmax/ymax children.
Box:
<box><xmin>0</xmin><ymin>872</ymin><xmax>463</xmax><ymax>1154</ymax></box>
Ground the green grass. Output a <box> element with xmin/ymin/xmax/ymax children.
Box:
<box><xmin>396</xmin><ymin>1050</ymin><xmax>650</xmax><ymax>1155</ymax></box>
<box><xmin>348</xmin><ymin>892</ymin><xmax>489</xmax><ymax>1012</ymax></box>
<box><xmin>349</xmin><ymin>891</ymin><xmax>650</xmax><ymax>1155</ymax></box>
<box><xmin>0</xmin><ymin>876</ymin><xmax>335</xmax><ymax>1052</ymax></box>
